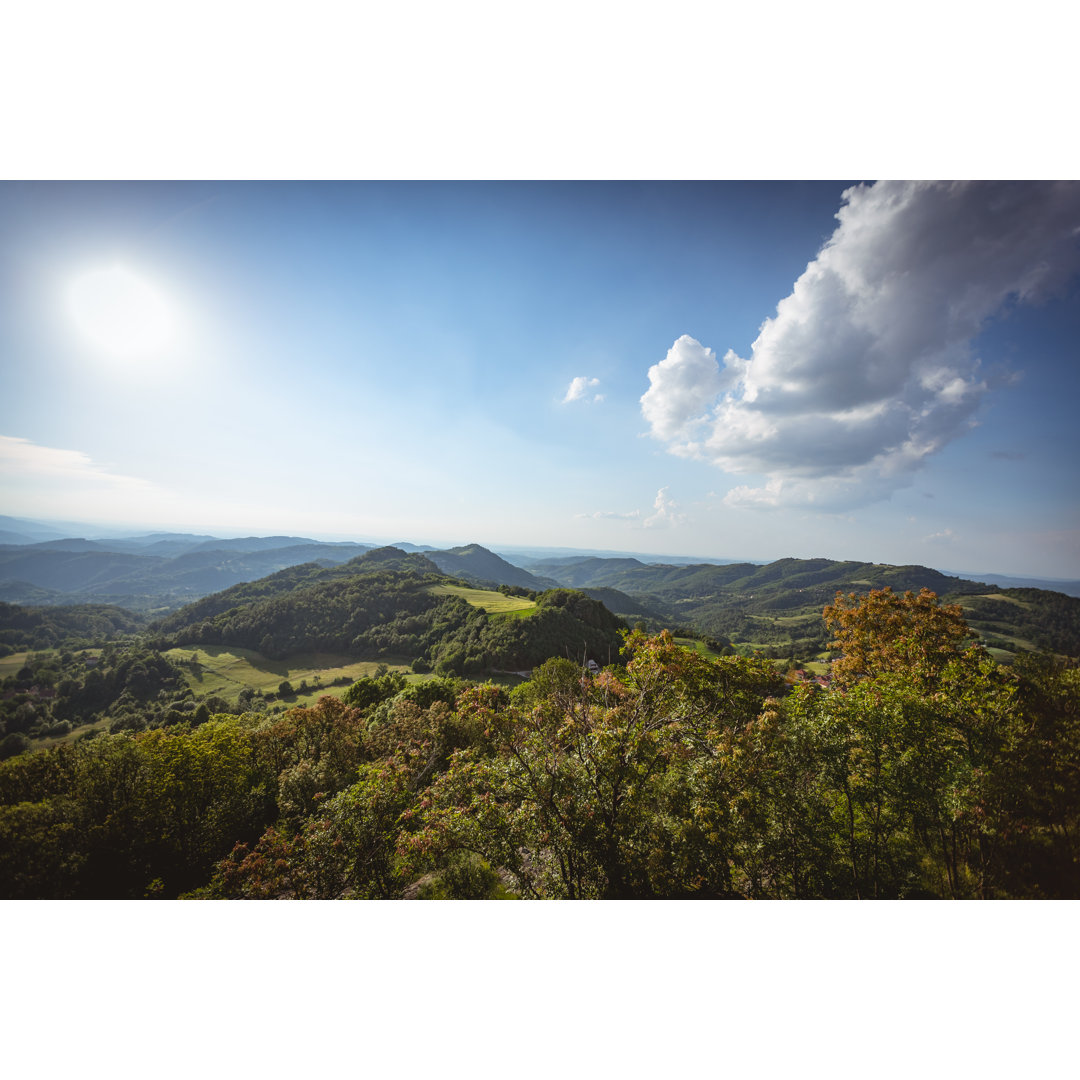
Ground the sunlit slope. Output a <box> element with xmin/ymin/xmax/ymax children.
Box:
<box><xmin>428</xmin><ymin>583</ymin><xmax>537</xmax><ymax>618</ymax></box>
<box><xmin>162</xmin><ymin>645</ymin><xmax>413</xmax><ymax>708</ymax></box>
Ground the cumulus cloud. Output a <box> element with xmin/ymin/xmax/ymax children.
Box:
<box><xmin>563</xmin><ymin>375</ymin><xmax>602</xmax><ymax>403</ymax></box>
<box><xmin>577</xmin><ymin>488</ymin><xmax>687</xmax><ymax>528</ymax></box>
<box><xmin>640</xmin><ymin>181</ymin><xmax>1080</xmax><ymax>509</ymax></box>
<box><xmin>643</xmin><ymin>487</ymin><xmax>686</xmax><ymax>528</ymax></box>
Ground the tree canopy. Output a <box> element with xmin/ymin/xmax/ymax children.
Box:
<box><xmin>2</xmin><ymin>589</ymin><xmax>1077</xmax><ymax>899</ymax></box>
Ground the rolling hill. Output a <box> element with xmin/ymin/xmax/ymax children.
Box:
<box><xmin>528</xmin><ymin>554</ymin><xmax>1080</xmax><ymax>659</ymax></box>
<box><xmin>152</xmin><ymin>548</ymin><xmax>626</xmax><ymax>675</ymax></box>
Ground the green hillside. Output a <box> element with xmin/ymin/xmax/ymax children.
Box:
<box><xmin>530</xmin><ymin>555</ymin><xmax>1080</xmax><ymax>660</ymax></box>
<box><xmin>153</xmin><ymin>554</ymin><xmax>625</xmax><ymax>677</ymax></box>
<box><xmin>427</xmin><ymin>583</ymin><xmax>538</xmax><ymax>617</ymax></box>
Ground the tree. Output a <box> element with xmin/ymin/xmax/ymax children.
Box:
<box><xmin>407</xmin><ymin>632</ymin><xmax>781</xmax><ymax>898</ymax></box>
<box><xmin>823</xmin><ymin>587</ymin><xmax>979</xmax><ymax>690</ymax></box>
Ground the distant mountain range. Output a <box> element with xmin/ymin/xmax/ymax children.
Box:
<box><xmin>0</xmin><ymin>534</ymin><xmax>376</xmax><ymax>611</ymax></box>
<box><xmin>1</xmin><ymin>517</ymin><xmax>1078</xmax><ymax>657</ymax></box>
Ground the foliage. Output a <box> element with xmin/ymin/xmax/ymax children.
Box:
<box><xmin>823</xmin><ymin>587</ymin><xmax>979</xmax><ymax>689</ymax></box>
<box><xmin>2</xmin><ymin>586</ymin><xmax>1077</xmax><ymax>900</ymax></box>
<box><xmin>403</xmin><ymin>636</ymin><xmax>783</xmax><ymax>898</ymax></box>
<box><xmin>0</xmin><ymin>645</ymin><xmax>194</xmax><ymax>743</ymax></box>
<box><xmin>0</xmin><ymin>716</ymin><xmax>276</xmax><ymax>898</ymax></box>
<box><xmin>0</xmin><ymin>602</ymin><xmax>144</xmax><ymax>652</ymax></box>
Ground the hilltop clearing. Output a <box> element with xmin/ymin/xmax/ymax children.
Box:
<box><xmin>427</xmin><ymin>583</ymin><xmax>538</xmax><ymax>617</ymax></box>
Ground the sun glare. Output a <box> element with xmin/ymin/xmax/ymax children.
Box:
<box><xmin>67</xmin><ymin>265</ymin><xmax>177</xmax><ymax>358</ymax></box>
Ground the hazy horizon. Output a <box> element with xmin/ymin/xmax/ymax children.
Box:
<box><xmin>6</xmin><ymin>510</ymin><xmax>1078</xmax><ymax>586</ymax></box>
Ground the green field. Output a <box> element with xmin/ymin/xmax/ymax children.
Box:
<box><xmin>674</xmin><ymin>637</ymin><xmax>723</xmax><ymax>660</ymax></box>
<box><xmin>0</xmin><ymin>648</ymin><xmax>102</xmax><ymax>680</ymax></box>
<box><xmin>163</xmin><ymin>646</ymin><xmax>415</xmax><ymax>708</ymax></box>
<box><xmin>749</xmin><ymin>612</ymin><xmax>822</xmax><ymax>626</ymax></box>
<box><xmin>427</xmin><ymin>584</ymin><xmax>538</xmax><ymax>618</ymax></box>
<box><xmin>958</xmin><ymin>593</ymin><xmax>1036</xmax><ymax>612</ymax></box>
<box><xmin>0</xmin><ymin>651</ymin><xmax>31</xmax><ymax>679</ymax></box>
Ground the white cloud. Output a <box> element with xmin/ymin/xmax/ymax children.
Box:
<box><xmin>640</xmin><ymin>336</ymin><xmax>738</xmax><ymax>443</ymax></box>
<box><xmin>641</xmin><ymin>181</ymin><xmax>1080</xmax><ymax>509</ymax></box>
<box><xmin>923</xmin><ymin>527</ymin><xmax>956</xmax><ymax>544</ymax></box>
<box><xmin>576</xmin><ymin>509</ymin><xmax>641</xmax><ymax>521</ymax></box>
<box><xmin>576</xmin><ymin>488</ymin><xmax>686</xmax><ymax>528</ymax></box>
<box><xmin>643</xmin><ymin>486</ymin><xmax>687</xmax><ymax>528</ymax></box>
<box><xmin>0</xmin><ymin>434</ymin><xmax>257</xmax><ymax>531</ymax></box>
<box><xmin>563</xmin><ymin>375</ymin><xmax>602</xmax><ymax>403</ymax></box>
<box><xmin>0</xmin><ymin>435</ymin><xmax>158</xmax><ymax>508</ymax></box>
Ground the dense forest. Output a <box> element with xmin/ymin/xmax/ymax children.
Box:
<box><xmin>152</xmin><ymin>550</ymin><xmax>626</xmax><ymax>676</ymax></box>
<box><xmin>0</xmin><ymin>601</ymin><xmax>145</xmax><ymax>652</ymax></box>
<box><xmin>1</xmin><ymin>586</ymin><xmax>1077</xmax><ymax>899</ymax></box>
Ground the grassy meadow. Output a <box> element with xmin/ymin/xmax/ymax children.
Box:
<box><xmin>427</xmin><ymin>584</ymin><xmax>538</xmax><ymax>618</ymax></box>
<box><xmin>0</xmin><ymin>651</ymin><xmax>31</xmax><ymax>680</ymax></box>
<box><xmin>673</xmin><ymin>637</ymin><xmax>723</xmax><ymax>660</ymax></box>
<box><xmin>163</xmin><ymin>646</ymin><xmax>416</xmax><ymax>709</ymax></box>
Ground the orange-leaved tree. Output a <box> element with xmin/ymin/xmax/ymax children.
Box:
<box><xmin>823</xmin><ymin>587</ymin><xmax>980</xmax><ymax>690</ymax></box>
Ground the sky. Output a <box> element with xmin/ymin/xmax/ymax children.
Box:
<box><xmin>2</xmin><ymin>179</ymin><xmax>1079</xmax><ymax>578</ymax></box>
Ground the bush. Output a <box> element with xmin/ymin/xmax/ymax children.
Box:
<box><xmin>0</xmin><ymin>733</ymin><xmax>29</xmax><ymax>760</ymax></box>
<box><xmin>417</xmin><ymin>854</ymin><xmax>510</xmax><ymax>900</ymax></box>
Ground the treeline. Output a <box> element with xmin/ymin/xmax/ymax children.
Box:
<box><xmin>2</xmin><ymin>588</ymin><xmax>1077</xmax><ymax>899</ymax></box>
<box><xmin>0</xmin><ymin>602</ymin><xmax>145</xmax><ymax>654</ymax></box>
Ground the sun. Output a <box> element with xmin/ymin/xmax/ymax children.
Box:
<box><xmin>67</xmin><ymin>264</ymin><xmax>177</xmax><ymax>358</ymax></box>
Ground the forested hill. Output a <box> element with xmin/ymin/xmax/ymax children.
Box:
<box><xmin>0</xmin><ymin>602</ymin><xmax>145</xmax><ymax>651</ymax></box>
<box><xmin>425</xmin><ymin>544</ymin><xmax>555</xmax><ymax>591</ymax></box>
<box><xmin>529</xmin><ymin>555</ymin><xmax>1080</xmax><ymax>660</ymax></box>
<box><xmin>527</xmin><ymin>554</ymin><xmax>983</xmax><ymax>601</ymax></box>
<box><xmin>151</xmin><ymin>548</ymin><xmax>626</xmax><ymax>675</ymax></box>
<box><xmin>153</xmin><ymin>547</ymin><xmax>443</xmax><ymax>635</ymax></box>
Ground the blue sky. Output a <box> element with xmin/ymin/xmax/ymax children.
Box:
<box><xmin>1</xmin><ymin>180</ymin><xmax>1078</xmax><ymax>578</ymax></box>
